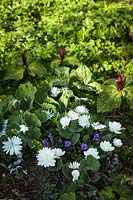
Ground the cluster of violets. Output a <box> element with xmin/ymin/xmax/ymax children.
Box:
<box><xmin>1</xmin><ymin>103</ymin><xmax>124</xmax><ymax>182</ymax></box>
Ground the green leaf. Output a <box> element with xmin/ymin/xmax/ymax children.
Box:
<box><xmin>97</xmin><ymin>85</ymin><xmax>122</xmax><ymax>113</ymax></box>
<box><xmin>59</xmin><ymin>88</ymin><xmax>73</xmax><ymax>108</ymax></box>
<box><xmin>88</xmin><ymin>82</ymin><xmax>103</xmax><ymax>93</ymax></box>
<box><xmin>80</xmin><ymin>155</ymin><xmax>100</xmax><ymax>171</ymax></box>
<box><xmin>0</xmin><ymin>95</ymin><xmax>13</xmax><ymax>115</ymax></box>
<box><xmin>16</xmin><ymin>82</ymin><xmax>37</xmax><ymax>110</ymax></box>
<box><xmin>24</xmin><ymin>111</ymin><xmax>41</xmax><ymax>127</ymax></box>
<box><xmin>124</xmin><ymin>86</ymin><xmax>133</xmax><ymax>109</ymax></box>
<box><xmin>70</xmin><ymin>64</ymin><xmax>92</xmax><ymax>85</ymax></box>
<box><xmin>4</xmin><ymin>67</ymin><xmax>24</xmax><ymax>80</ymax></box>
<box><xmin>62</xmin><ymin>163</ymin><xmax>72</xmax><ymax>180</ymax></box>
<box><xmin>71</xmin><ymin>133</ymin><xmax>80</xmax><ymax>145</ymax></box>
<box><xmin>59</xmin><ymin>193</ymin><xmax>76</xmax><ymax>200</ymax></box>
<box><xmin>28</xmin><ymin>61</ymin><xmax>47</xmax><ymax>77</ymax></box>
<box><xmin>64</xmin><ymin>56</ymin><xmax>80</xmax><ymax>67</ymax></box>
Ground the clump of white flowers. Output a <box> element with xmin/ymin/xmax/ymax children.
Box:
<box><xmin>36</xmin><ymin>147</ymin><xmax>65</xmax><ymax>168</ymax></box>
<box><xmin>67</xmin><ymin>110</ymin><xmax>79</xmax><ymax>120</ymax></box>
<box><xmin>74</xmin><ymin>105</ymin><xmax>89</xmax><ymax>115</ymax></box>
<box><xmin>52</xmin><ymin>148</ymin><xmax>65</xmax><ymax>159</ymax></box>
<box><xmin>51</xmin><ymin>87</ymin><xmax>61</xmax><ymax>97</ymax></box>
<box><xmin>109</xmin><ymin>121</ymin><xmax>124</xmax><ymax>134</ymax></box>
<box><xmin>78</xmin><ymin>114</ymin><xmax>90</xmax><ymax>128</ymax></box>
<box><xmin>60</xmin><ymin>105</ymin><xmax>91</xmax><ymax>129</ymax></box>
<box><xmin>100</xmin><ymin>141</ymin><xmax>114</xmax><ymax>152</ymax></box>
<box><xmin>60</xmin><ymin>116</ymin><xmax>71</xmax><ymax>129</ymax></box>
<box><xmin>2</xmin><ymin>136</ymin><xmax>22</xmax><ymax>156</ymax></box>
<box><xmin>84</xmin><ymin>148</ymin><xmax>100</xmax><ymax>159</ymax></box>
<box><xmin>91</xmin><ymin>122</ymin><xmax>106</xmax><ymax>130</ymax></box>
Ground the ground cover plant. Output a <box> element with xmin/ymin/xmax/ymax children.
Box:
<box><xmin>0</xmin><ymin>0</ymin><xmax>133</xmax><ymax>199</ymax></box>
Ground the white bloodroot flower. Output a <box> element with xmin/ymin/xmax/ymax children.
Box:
<box><xmin>36</xmin><ymin>147</ymin><xmax>56</xmax><ymax>167</ymax></box>
<box><xmin>51</xmin><ymin>87</ymin><xmax>61</xmax><ymax>97</ymax></box>
<box><xmin>19</xmin><ymin>124</ymin><xmax>28</xmax><ymax>133</ymax></box>
<box><xmin>75</xmin><ymin>105</ymin><xmax>89</xmax><ymax>115</ymax></box>
<box><xmin>100</xmin><ymin>141</ymin><xmax>115</xmax><ymax>152</ymax></box>
<box><xmin>67</xmin><ymin>110</ymin><xmax>79</xmax><ymax>120</ymax></box>
<box><xmin>60</xmin><ymin>116</ymin><xmax>71</xmax><ymax>129</ymax></box>
<box><xmin>52</xmin><ymin>148</ymin><xmax>65</xmax><ymax>159</ymax></box>
<box><xmin>71</xmin><ymin>169</ymin><xmax>80</xmax><ymax>182</ymax></box>
<box><xmin>84</xmin><ymin>148</ymin><xmax>100</xmax><ymax>159</ymax></box>
<box><xmin>109</xmin><ymin>121</ymin><xmax>124</xmax><ymax>134</ymax></box>
<box><xmin>113</xmin><ymin>138</ymin><xmax>123</xmax><ymax>147</ymax></box>
<box><xmin>91</xmin><ymin>122</ymin><xmax>106</xmax><ymax>130</ymax></box>
<box><xmin>2</xmin><ymin>136</ymin><xmax>22</xmax><ymax>156</ymax></box>
<box><xmin>78</xmin><ymin>114</ymin><xmax>90</xmax><ymax>128</ymax></box>
<box><xmin>69</xmin><ymin>161</ymin><xmax>80</xmax><ymax>169</ymax></box>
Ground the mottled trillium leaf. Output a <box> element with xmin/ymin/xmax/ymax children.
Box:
<box><xmin>70</xmin><ymin>64</ymin><xmax>92</xmax><ymax>85</ymax></box>
<box><xmin>4</xmin><ymin>67</ymin><xmax>24</xmax><ymax>80</ymax></box>
<box><xmin>123</xmin><ymin>86</ymin><xmax>133</xmax><ymax>109</ymax></box>
<box><xmin>97</xmin><ymin>85</ymin><xmax>122</xmax><ymax>113</ymax></box>
<box><xmin>28</xmin><ymin>61</ymin><xmax>47</xmax><ymax>77</ymax></box>
<box><xmin>59</xmin><ymin>88</ymin><xmax>73</xmax><ymax>108</ymax></box>
<box><xmin>64</xmin><ymin>56</ymin><xmax>80</xmax><ymax>67</ymax></box>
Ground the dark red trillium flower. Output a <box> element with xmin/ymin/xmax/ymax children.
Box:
<box><xmin>22</xmin><ymin>52</ymin><xmax>27</xmax><ymax>66</ymax></box>
<box><xmin>117</xmin><ymin>74</ymin><xmax>123</xmax><ymax>91</ymax></box>
<box><xmin>60</xmin><ymin>47</ymin><xmax>66</xmax><ymax>60</ymax></box>
<box><xmin>117</xmin><ymin>74</ymin><xmax>123</xmax><ymax>83</ymax></box>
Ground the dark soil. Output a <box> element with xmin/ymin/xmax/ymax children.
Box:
<box><xmin>0</xmin><ymin>161</ymin><xmax>46</xmax><ymax>200</ymax></box>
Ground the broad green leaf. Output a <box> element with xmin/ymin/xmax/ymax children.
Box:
<box><xmin>125</xmin><ymin>75</ymin><xmax>133</xmax><ymax>87</ymax></box>
<box><xmin>64</xmin><ymin>56</ymin><xmax>80</xmax><ymax>67</ymax></box>
<box><xmin>58</xmin><ymin>126</ymin><xmax>72</xmax><ymax>139</ymax></box>
<box><xmin>71</xmin><ymin>133</ymin><xmax>80</xmax><ymax>145</ymax></box>
<box><xmin>62</xmin><ymin>163</ymin><xmax>72</xmax><ymax>180</ymax></box>
<box><xmin>88</xmin><ymin>82</ymin><xmax>103</xmax><ymax>93</ymax></box>
<box><xmin>4</xmin><ymin>67</ymin><xmax>24</xmax><ymax>80</ymax></box>
<box><xmin>16</xmin><ymin>82</ymin><xmax>37</xmax><ymax>110</ymax></box>
<box><xmin>124</xmin><ymin>86</ymin><xmax>133</xmax><ymax>109</ymax></box>
<box><xmin>24</xmin><ymin>111</ymin><xmax>41</xmax><ymax>127</ymax></box>
<box><xmin>103</xmin><ymin>78</ymin><xmax>117</xmax><ymax>86</ymax></box>
<box><xmin>97</xmin><ymin>85</ymin><xmax>122</xmax><ymax>113</ymax></box>
<box><xmin>28</xmin><ymin>61</ymin><xmax>47</xmax><ymax>77</ymax></box>
<box><xmin>59</xmin><ymin>193</ymin><xmax>76</xmax><ymax>200</ymax></box>
<box><xmin>0</xmin><ymin>95</ymin><xmax>13</xmax><ymax>114</ymax></box>
<box><xmin>59</xmin><ymin>88</ymin><xmax>73</xmax><ymax>108</ymax></box>
<box><xmin>70</xmin><ymin>64</ymin><xmax>92</xmax><ymax>85</ymax></box>
<box><xmin>54</xmin><ymin>66</ymin><xmax>70</xmax><ymax>79</ymax></box>
<box><xmin>80</xmin><ymin>155</ymin><xmax>100</xmax><ymax>171</ymax></box>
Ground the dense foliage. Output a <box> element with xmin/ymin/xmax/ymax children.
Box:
<box><xmin>0</xmin><ymin>0</ymin><xmax>133</xmax><ymax>199</ymax></box>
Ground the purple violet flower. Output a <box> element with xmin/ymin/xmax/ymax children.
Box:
<box><xmin>58</xmin><ymin>138</ymin><xmax>63</xmax><ymax>144</ymax></box>
<box><xmin>49</xmin><ymin>194</ymin><xmax>54</xmax><ymax>199</ymax></box>
<box><xmin>81</xmin><ymin>143</ymin><xmax>88</xmax><ymax>151</ymax></box>
<box><xmin>64</xmin><ymin>140</ymin><xmax>71</xmax><ymax>148</ymax></box>
<box><xmin>92</xmin><ymin>133</ymin><xmax>100</xmax><ymax>141</ymax></box>
<box><xmin>107</xmin><ymin>161</ymin><xmax>113</xmax><ymax>169</ymax></box>
<box><xmin>48</xmin><ymin>134</ymin><xmax>54</xmax><ymax>145</ymax></box>
<box><xmin>42</xmin><ymin>139</ymin><xmax>49</xmax><ymax>147</ymax></box>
